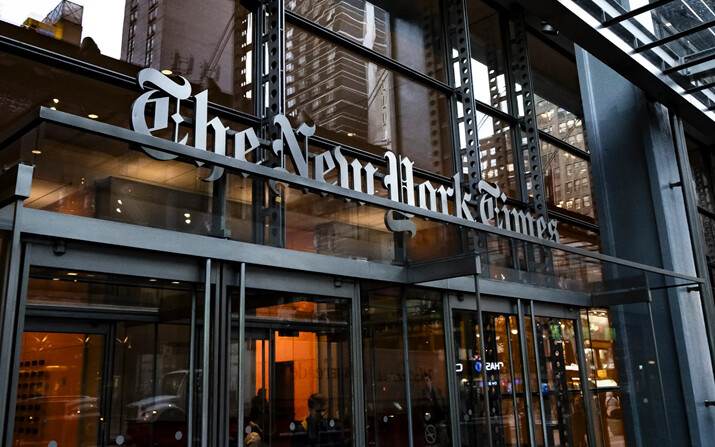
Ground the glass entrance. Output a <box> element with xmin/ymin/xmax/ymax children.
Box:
<box><xmin>13</xmin><ymin>268</ymin><xmax>199</xmax><ymax>447</ymax></box>
<box><xmin>235</xmin><ymin>290</ymin><xmax>352</xmax><ymax>447</ymax></box>
<box><xmin>452</xmin><ymin>304</ymin><xmax>588</xmax><ymax>447</ymax></box>
<box><xmin>13</xmin><ymin>331</ymin><xmax>104</xmax><ymax>447</ymax></box>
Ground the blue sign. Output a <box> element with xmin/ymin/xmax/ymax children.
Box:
<box><xmin>475</xmin><ymin>361</ymin><xmax>482</xmax><ymax>372</ymax></box>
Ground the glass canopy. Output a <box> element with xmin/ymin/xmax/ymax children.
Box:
<box><xmin>569</xmin><ymin>0</ymin><xmax>715</xmax><ymax>121</ymax></box>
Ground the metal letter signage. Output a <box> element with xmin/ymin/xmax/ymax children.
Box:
<box><xmin>130</xmin><ymin>68</ymin><xmax>559</xmax><ymax>241</ymax></box>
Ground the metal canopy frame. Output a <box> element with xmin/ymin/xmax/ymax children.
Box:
<box><xmin>600</xmin><ymin>0</ymin><xmax>675</xmax><ymax>27</ymax></box>
<box><xmin>509</xmin><ymin>0</ymin><xmax>715</xmax><ymax>139</ymax></box>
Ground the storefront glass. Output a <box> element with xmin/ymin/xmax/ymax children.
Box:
<box><xmin>15</xmin><ymin>268</ymin><xmax>201</xmax><ymax>447</ymax></box>
<box><xmin>234</xmin><ymin>290</ymin><xmax>353</xmax><ymax>447</ymax></box>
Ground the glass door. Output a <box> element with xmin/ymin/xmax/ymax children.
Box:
<box><xmin>235</xmin><ymin>290</ymin><xmax>352</xmax><ymax>447</ymax></box>
<box><xmin>14</xmin><ymin>266</ymin><xmax>201</xmax><ymax>447</ymax></box>
<box><xmin>451</xmin><ymin>300</ymin><xmax>588</xmax><ymax>447</ymax></box>
<box><xmin>13</xmin><ymin>325</ymin><xmax>106</xmax><ymax>447</ymax></box>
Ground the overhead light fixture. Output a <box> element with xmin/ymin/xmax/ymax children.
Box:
<box><xmin>52</xmin><ymin>98</ymin><xmax>59</xmax><ymax>104</ymax></box>
<box><xmin>540</xmin><ymin>21</ymin><xmax>559</xmax><ymax>35</ymax></box>
<box><xmin>161</xmin><ymin>69</ymin><xmax>173</xmax><ymax>75</ymax></box>
<box><xmin>32</xmin><ymin>150</ymin><xmax>42</xmax><ymax>155</ymax></box>
<box><xmin>171</xmin><ymin>281</ymin><xmax>180</xmax><ymax>285</ymax></box>
<box><xmin>67</xmin><ymin>272</ymin><xmax>78</xmax><ymax>276</ymax></box>
<box><xmin>347</xmin><ymin>132</ymin><xmax>356</xmax><ymax>137</ymax></box>
<box><xmin>88</xmin><ymin>113</ymin><xmax>99</xmax><ymax>119</ymax></box>
<box><xmin>50</xmin><ymin>107</ymin><xmax>56</xmax><ymax>110</ymax></box>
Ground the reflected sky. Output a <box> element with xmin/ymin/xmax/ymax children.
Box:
<box><xmin>0</xmin><ymin>0</ymin><xmax>125</xmax><ymax>58</ymax></box>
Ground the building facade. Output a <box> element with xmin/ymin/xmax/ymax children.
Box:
<box><xmin>0</xmin><ymin>1</ymin><xmax>713</xmax><ymax>447</ymax></box>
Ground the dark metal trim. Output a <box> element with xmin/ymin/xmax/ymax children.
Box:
<box><xmin>400</xmin><ymin>290</ymin><xmax>415</xmax><ymax>447</ymax></box>
<box><xmin>236</xmin><ymin>264</ymin><xmax>245</xmax><ymax>447</ymax></box>
<box><xmin>473</xmin><ymin>273</ymin><xmax>493</xmax><ymax>447</ymax></box>
<box><xmin>350</xmin><ymin>281</ymin><xmax>366</xmax><ymax>447</ymax></box>
<box><xmin>285</xmin><ymin>11</ymin><xmax>454</xmax><ymax>95</ymax></box>
<box><xmin>601</xmin><ymin>0</ymin><xmax>675</xmax><ymax>28</ymax></box>
<box><xmin>671</xmin><ymin>114</ymin><xmax>715</xmax><ymax>375</ymax></box>
<box><xmin>549</xmin><ymin>210</ymin><xmax>600</xmax><ymax>233</ymax></box>
<box><xmin>663</xmin><ymin>50</ymin><xmax>715</xmax><ymax>75</ymax></box>
<box><xmin>522</xmin><ymin>301</ymin><xmax>541</xmax><ymax>447</ymax></box>
<box><xmin>3</xmin><ymin>239</ymin><xmax>30</xmax><ymax>447</ymax></box>
<box><xmin>537</xmin><ymin>129</ymin><xmax>591</xmax><ymax>160</ymax></box>
<box><xmin>443</xmin><ymin>294</ymin><xmax>462</xmax><ymax>446</ymax></box>
<box><xmin>504</xmin><ymin>316</ymin><xmax>522</xmax><ymax>446</ymax></box>
<box><xmin>188</xmin><ymin>288</ymin><xmax>197</xmax><ymax>447</ymax></box>
<box><xmin>14</xmin><ymin>107</ymin><xmax>703</xmax><ymax>285</ymax></box>
<box><xmin>684</xmin><ymin>80</ymin><xmax>715</xmax><ymax>95</ymax></box>
<box><xmin>201</xmin><ymin>259</ymin><xmax>211</xmax><ymax>447</ymax></box>
<box><xmin>0</xmin><ymin>204</ymin><xmax>26</xmax><ymax>447</ymax></box>
<box><xmin>635</xmin><ymin>20</ymin><xmax>715</xmax><ymax>53</ymax></box>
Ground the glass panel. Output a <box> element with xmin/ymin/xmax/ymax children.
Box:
<box><xmin>582</xmin><ymin>308</ymin><xmax>629</xmax><ymax>447</ymax></box>
<box><xmin>528</xmin><ymin>34</ymin><xmax>589</xmax><ymax>153</ymax></box>
<box><xmin>1</xmin><ymin>1</ymin><xmax>254</xmax><ymax>112</ymax></box>
<box><xmin>22</xmin><ymin>267</ymin><xmax>200</xmax><ymax>447</ymax></box>
<box><xmin>235</xmin><ymin>291</ymin><xmax>352</xmax><ymax>447</ymax></box>
<box><xmin>242</xmin><ymin>330</ymin><xmax>272</xmax><ymax>446</ymax></box>
<box><xmin>688</xmin><ymin>146</ymin><xmax>715</xmax><ymax>213</ymax></box>
<box><xmin>285</xmin><ymin>26</ymin><xmax>454</xmax><ymax>177</ymax></box>
<box><xmin>288</xmin><ymin>0</ymin><xmax>445</xmax><ymax>82</ymax></box>
<box><xmin>476</xmin><ymin>111</ymin><xmax>518</xmax><ymax>198</ymax></box>
<box><xmin>276</xmin><ymin>330</ymin><xmax>350</xmax><ymax>447</ymax></box>
<box><xmin>112</xmin><ymin>322</ymin><xmax>193</xmax><ymax>447</ymax></box>
<box><xmin>482</xmin><ymin>313</ymin><xmax>520</xmax><ymax>447</ymax></box>
<box><xmin>533</xmin><ymin>317</ymin><xmax>586</xmax><ymax>447</ymax></box>
<box><xmin>362</xmin><ymin>288</ymin><xmax>409</xmax><ymax>447</ymax></box>
<box><xmin>27</xmin><ymin>268</ymin><xmax>194</xmax><ymax>309</ymax></box>
<box><xmin>468</xmin><ymin>1</ymin><xmax>508</xmax><ymax>112</ymax></box>
<box><xmin>534</xmin><ymin>97</ymin><xmax>587</xmax><ymax>152</ymax></box>
<box><xmin>407</xmin><ymin>219</ymin><xmax>463</xmax><ymax>263</ymax></box>
<box><xmin>12</xmin><ymin>123</ymin><xmax>252</xmax><ymax>239</ymax></box>
<box><xmin>284</xmin><ymin>189</ymin><xmax>396</xmax><ymax>263</ymax></box>
<box><xmin>542</xmin><ymin>142</ymin><xmax>597</xmax><ymax>223</ymax></box>
<box><xmin>406</xmin><ymin>289</ymin><xmax>451</xmax><ymax>447</ymax></box>
<box><xmin>452</xmin><ymin>310</ymin><xmax>488</xmax><ymax>447</ymax></box>
<box><xmin>13</xmin><ymin>332</ymin><xmax>104</xmax><ymax>447</ymax></box>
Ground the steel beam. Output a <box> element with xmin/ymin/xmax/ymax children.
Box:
<box><xmin>601</xmin><ymin>0</ymin><xmax>675</xmax><ymax>27</ymax></box>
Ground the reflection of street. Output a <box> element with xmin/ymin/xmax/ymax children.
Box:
<box><xmin>122</xmin><ymin>370</ymin><xmax>190</xmax><ymax>447</ymax></box>
<box><xmin>14</xmin><ymin>395</ymin><xmax>100</xmax><ymax>447</ymax></box>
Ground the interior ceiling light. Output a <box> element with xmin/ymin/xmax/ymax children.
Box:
<box><xmin>52</xmin><ymin>98</ymin><xmax>59</xmax><ymax>104</ymax></box>
<box><xmin>32</xmin><ymin>150</ymin><xmax>42</xmax><ymax>154</ymax></box>
<box><xmin>161</xmin><ymin>69</ymin><xmax>173</xmax><ymax>75</ymax></box>
<box><xmin>88</xmin><ymin>113</ymin><xmax>99</xmax><ymax>119</ymax></box>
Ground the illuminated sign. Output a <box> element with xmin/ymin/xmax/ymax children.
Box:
<box><xmin>130</xmin><ymin>68</ymin><xmax>559</xmax><ymax>241</ymax></box>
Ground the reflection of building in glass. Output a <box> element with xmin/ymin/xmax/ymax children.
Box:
<box><xmin>477</xmin><ymin>120</ymin><xmax>516</xmax><ymax>196</ymax></box>
<box><xmin>120</xmin><ymin>0</ymin><xmax>252</xmax><ymax>102</ymax></box>
<box><xmin>286</xmin><ymin>2</ymin><xmax>392</xmax><ymax>148</ymax></box>
<box><xmin>536</xmin><ymin>98</ymin><xmax>594</xmax><ymax>219</ymax></box>
<box><xmin>21</xmin><ymin>0</ymin><xmax>83</xmax><ymax>46</ymax></box>
<box><xmin>285</xmin><ymin>0</ymin><xmax>448</xmax><ymax>174</ymax></box>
